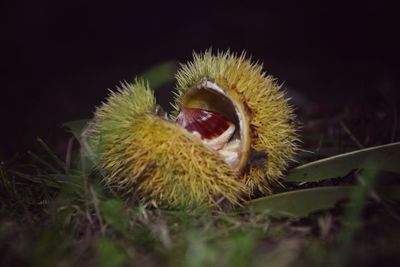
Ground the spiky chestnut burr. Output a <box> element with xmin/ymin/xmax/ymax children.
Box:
<box><xmin>87</xmin><ymin>51</ymin><xmax>298</xmax><ymax>209</ymax></box>
<box><xmin>174</xmin><ymin>51</ymin><xmax>299</xmax><ymax>194</ymax></box>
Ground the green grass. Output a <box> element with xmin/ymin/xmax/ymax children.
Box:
<box><xmin>1</xmin><ymin>134</ymin><xmax>399</xmax><ymax>267</ymax></box>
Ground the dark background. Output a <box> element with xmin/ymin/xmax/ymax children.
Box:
<box><xmin>2</xmin><ymin>1</ymin><xmax>399</xmax><ymax>158</ymax></box>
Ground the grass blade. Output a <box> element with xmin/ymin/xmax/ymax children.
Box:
<box><xmin>329</xmin><ymin>169</ymin><xmax>379</xmax><ymax>267</ymax></box>
<box><xmin>36</xmin><ymin>137</ymin><xmax>66</xmax><ymax>172</ymax></box>
<box><xmin>28</xmin><ymin>151</ymin><xmax>60</xmax><ymax>173</ymax></box>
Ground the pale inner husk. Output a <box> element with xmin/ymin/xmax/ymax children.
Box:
<box><xmin>177</xmin><ymin>78</ymin><xmax>249</xmax><ymax>171</ymax></box>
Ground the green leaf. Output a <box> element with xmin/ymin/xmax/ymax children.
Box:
<box><xmin>139</xmin><ymin>61</ymin><xmax>176</xmax><ymax>89</ymax></box>
<box><xmin>244</xmin><ymin>185</ymin><xmax>400</xmax><ymax>218</ymax></box>
<box><xmin>286</xmin><ymin>142</ymin><xmax>400</xmax><ymax>182</ymax></box>
<box><xmin>96</xmin><ymin>238</ymin><xmax>130</xmax><ymax>267</ymax></box>
<box><xmin>63</xmin><ymin>119</ymin><xmax>89</xmax><ymax>141</ymax></box>
<box><xmin>245</xmin><ymin>186</ymin><xmax>354</xmax><ymax>218</ymax></box>
<box><xmin>99</xmin><ymin>199</ymin><xmax>130</xmax><ymax>235</ymax></box>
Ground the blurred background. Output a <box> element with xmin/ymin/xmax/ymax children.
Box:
<box><xmin>2</xmin><ymin>1</ymin><xmax>399</xmax><ymax>158</ymax></box>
